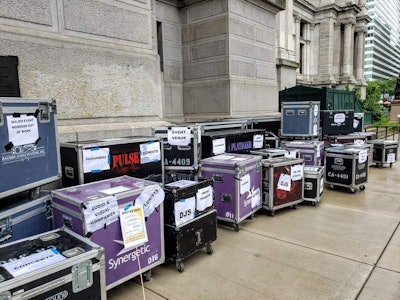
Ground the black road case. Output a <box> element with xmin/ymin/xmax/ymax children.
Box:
<box><xmin>367</xmin><ymin>139</ymin><xmax>398</xmax><ymax>168</ymax></box>
<box><xmin>321</xmin><ymin>110</ymin><xmax>355</xmax><ymax>136</ymax></box>
<box><xmin>303</xmin><ymin>166</ymin><xmax>324</xmax><ymax>205</ymax></box>
<box><xmin>324</xmin><ymin>145</ymin><xmax>369</xmax><ymax>193</ymax></box>
<box><xmin>0</xmin><ymin>227</ymin><xmax>106</xmax><ymax>299</ymax></box>
<box><xmin>165</xmin><ymin>209</ymin><xmax>217</xmax><ymax>273</ymax></box>
<box><xmin>60</xmin><ymin>136</ymin><xmax>163</xmax><ymax>187</ymax></box>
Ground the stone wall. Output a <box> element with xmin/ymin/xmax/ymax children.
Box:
<box><xmin>0</xmin><ymin>0</ymin><xmax>164</xmax><ymax>141</ymax></box>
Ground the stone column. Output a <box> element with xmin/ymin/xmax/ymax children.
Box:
<box><xmin>333</xmin><ymin>22</ymin><xmax>342</xmax><ymax>76</ymax></box>
<box><xmin>355</xmin><ymin>25</ymin><xmax>367</xmax><ymax>80</ymax></box>
<box><xmin>294</xmin><ymin>14</ymin><xmax>301</xmax><ymax>67</ymax></box>
<box><xmin>342</xmin><ymin>20</ymin><xmax>355</xmax><ymax>77</ymax></box>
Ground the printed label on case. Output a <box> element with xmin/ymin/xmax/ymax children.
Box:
<box><xmin>278</xmin><ymin>174</ymin><xmax>291</xmax><ymax>191</ymax></box>
<box><xmin>168</xmin><ymin>127</ymin><xmax>190</xmax><ymax>146</ymax></box>
<box><xmin>174</xmin><ymin>197</ymin><xmax>196</xmax><ymax>226</ymax></box>
<box><xmin>6</xmin><ymin>115</ymin><xmax>39</xmax><ymax>146</ymax></box>
<box><xmin>83</xmin><ymin>148</ymin><xmax>110</xmax><ymax>173</ymax></box>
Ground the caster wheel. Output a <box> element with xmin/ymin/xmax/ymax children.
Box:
<box><xmin>360</xmin><ymin>185</ymin><xmax>366</xmax><ymax>191</ymax></box>
<box><xmin>390</xmin><ymin>163</ymin><xmax>393</xmax><ymax>168</ymax></box>
<box><xmin>176</xmin><ymin>261</ymin><xmax>184</xmax><ymax>273</ymax></box>
<box><xmin>311</xmin><ymin>202</ymin><xmax>316</xmax><ymax>207</ymax></box>
<box><xmin>292</xmin><ymin>204</ymin><xmax>297</xmax><ymax>209</ymax></box>
<box><xmin>350</xmin><ymin>188</ymin><xmax>356</xmax><ymax>193</ymax></box>
<box><xmin>270</xmin><ymin>211</ymin><xmax>275</xmax><ymax>217</ymax></box>
<box><xmin>248</xmin><ymin>213</ymin><xmax>255</xmax><ymax>220</ymax></box>
<box><xmin>29</xmin><ymin>187</ymin><xmax>40</xmax><ymax>199</ymax></box>
<box><xmin>233</xmin><ymin>223</ymin><xmax>240</xmax><ymax>232</ymax></box>
<box><xmin>143</xmin><ymin>270</ymin><xmax>152</xmax><ymax>281</ymax></box>
<box><xmin>329</xmin><ymin>185</ymin><xmax>334</xmax><ymax>190</ymax></box>
<box><xmin>206</xmin><ymin>244</ymin><xmax>213</xmax><ymax>255</ymax></box>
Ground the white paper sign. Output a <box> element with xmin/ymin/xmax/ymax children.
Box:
<box><xmin>119</xmin><ymin>204</ymin><xmax>148</xmax><ymax>249</ymax></box>
<box><xmin>240</xmin><ymin>174</ymin><xmax>251</xmax><ymax>195</ymax></box>
<box><xmin>82</xmin><ymin>148</ymin><xmax>110</xmax><ymax>173</ymax></box>
<box><xmin>278</xmin><ymin>174</ymin><xmax>291</xmax><ymax>191</ymax></box>
<box><xmin>7</xmin><ymin>115</ymin><xmax>39</xmax><ymax>146</ymax></box>
<box><xmin>334</xmin><ymin>113</ymin><xmax>346</xmax><ymax>123</ymax></box>
<box><xmin>354</xmin><ymin>139</ymin><xmax>365</xmax><ymax>144</ymax></box>
<box><xmin>291</xmin><ymin>164</ymin><xmax>303</xmax><ymax>181</ymax></box>
<box><xmin>3</xmin><ymin>248</ymin><xmax>66</xmax><ymax>277</ymax></box>
<box><xmin>250</xmin><ymin>187</ymin><xmax>261</xmax><ymax>209</ymax></box>
<box><xmin>353</xmin><ymin>119</ymin><xmax>360</xmax><ymax>129</ymax></box>
<box><xmin>253</xmin><ymin>134</ymin><xmax>264</xmax><ymax>149</ymax></box>
<box><xmin>174</xmin><ymin>197</ymin><xmax>196</xmax><ymax>226</ymax></box>
<box><xmin>387</xmin><ymin>153</ymin><xmax>396</xmax><ymax>163</ymax></box>
<box><xmin>83</xmin><ymin>196</ymin><xmax>119</xmax><ymax>233</ymax></box>
<box><xmin>135</xmin><ymin>185</ymin><xmax>165</xmax><ymax>217</ymax></box>
<box><xmin>168</xmin><ymin>127</ymin><xmax>190</xmax><ymax>146</ymax></box>
<box><xmin>212</xmin><ymin>138</ymin><xmax>226</xmax><ymax>155</ymax></box>
<box><xmin>285</xmin><ymin>150</ymin><xmax>297</xmax><ymax>158</ymax></box>
<box><xmin>140</xmin><ymin>141</ymin><xmax>161</xmax><ymax>164</ymax></box>
<box><xmin>99</xmin><ymin>186</ymin><xmax>131</xmax><ymax>195</ymax></box>
<box><xmin>358</xmin><ymin>150</ymin><xmax>368</xmax><ymax>164</ymax></box>
<box><xmin>196</xmin><ymin>185</ymin><xmax>213</xmax><ymax>211</ymax></box>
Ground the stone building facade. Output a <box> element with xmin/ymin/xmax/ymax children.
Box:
<box><xmin>0</xmin><ymin>0</ymin><xmax>368</xmax><ymax>141</ymax></box>
<box><xmin>276</xmin><ymin>0</ymin><xmax>370</xmax><ymax>99</ymax></box>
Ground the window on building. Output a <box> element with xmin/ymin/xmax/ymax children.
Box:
<box><xmin>299</xmin><ymin>43</ymin><xmax>304</xmax><ymax>74</ymax></box>
<box><xmin>156</xmin><ymin>21</ymin><xmax>163</xmax><ymax>72</ymax></box>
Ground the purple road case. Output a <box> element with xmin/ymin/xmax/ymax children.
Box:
<box><xmin>200</xmin><ymin>153</ymin><xmax>262</xmax><ymax>231</ymax></box>
<box><xmin>367</xmin><ymin>139</ymin><xmax>398</xmax><ymax>168</ymax></box>
<box><xmin>331</xmin><ymin>134</ymin><xmax>368</xmax><ymax>145</ymax></box>
<box><xmin>324</xmin><ymin>145</ymin><xmax>368</xmax><ymax>192</ymax></box>
<box><xmin>261</xmin><ymin>157</ymin><xmax>304</xmax><ymax>216</ymax></box>
<box><xmin>321</xmin><ymin>110</ymin><xmax>355</xmax><ymax>136</ymax></box>
<box><xmin>51</xmin><ymin>176</ymin><xmax>165</xmax><ymax>290</ymax></box>
<box><xmin>0</xmin><ymin>193</ymin><xmax>52</xmax><ymax>244</ymax></box>
<box><xmin>0</xmin><ymin>98</ymin><xmax>60</xmax><ymax>199</ymax></box>
<box><xmin>201</xmin><ymin>129</ymin><xmax>265</xmax><ymax>158</ymax></box>
<box><xmin>250</xmin><ymin>148</ymin><xmax>289</xmax><ymax>159</ymax></box>
<box><xmin>153</xmin><ymin>125</ymin><xmax>201</xmax><ymax>173</ymax></box>
<box><xmin>60</xmin><ymin>136</ymin><xmax>163</xmax><ymax>187</ymax></box>
<box><xmin>303</xmin><ymin>166</ymin><xmax>324</xmax><ymax>205</ymax></box>
<box><xmin>0</xmin><ymin>227</ymin><xmax>106</xmax><ymax>299</ymax></box>
<box><xmin>282</xmin><ymin>140</ymin><xmax>324</xmax><ymax>166</ymax></box>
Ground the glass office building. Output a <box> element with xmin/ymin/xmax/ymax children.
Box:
<box><xmin>364</xmin><ymin>0</ymin><xmax>400</xmax><ymax>80</ymax></box>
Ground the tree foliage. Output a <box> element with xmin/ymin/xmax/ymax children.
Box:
<box><xmin>362</xmin><ymin>77</ymin><xmax>398</xmax><ymax>122</ymax></box>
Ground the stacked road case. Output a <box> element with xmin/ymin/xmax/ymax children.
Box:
<box><xmin>0</xmin><ymin>98</ymin><xmax>61</xmax><ymax>199</ymax></box>
<box><xmin>201</xmin><ymin>153</ymin><xmax>262</xmax><ymax>231</ymax></box>
<box><xmin>60</xmin><ymin>136</ymin><xmax>163</xmax><ymax>187</ymax></box>
<box><xmin>0</xmin><ymin>227</ymin><xmax>106</xmax><ymax>299</ymax></box>
<box><xmin>281</xmin><ymin>140</ymin><xmax>325</xmax><ymax>166</ymax></box>
<box><xmin>51</xmin><ymin>175</ymin><xmax>165</xmax><ymax>289</ymax></box>
<box><xmin>261</xmin><ymin>157</ymin><xmax>305</xmax><ymax>216</ymax></box>
<box><xmin>161</xmin><ymin>177</ymin><xmax>216</xmax><ymax>272</ymax></box>
<box><xmin>0</xmin><ymin>193</ymin><xmax>53</xmax><ymax>244</ymax></box>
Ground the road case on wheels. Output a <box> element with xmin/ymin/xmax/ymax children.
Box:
<box><xmin>0</xmin><ymin>227</ymin><xmax>106</xmax><ymax>300</ymax></box>
<box><xmin>60</xmin><ymin>136</ymin><xmax>163</xmax><ymax>187</ymax></box>
<box><xmin>261</xmin><ymin>157</ymin><xmax>305</xmax><ymax>216</ymax></box>
<box><xmin>324</xmin><ymin>145</ymin><xmax>369</xmax><ymax>193</ymax></box>
<box><xmin>320</xmin><ymin>110</ymin><xmax>355</xmax><ymax>136</ymax></box>
<box><xmin>303</xmin><ymin>166</ymin><xmax>325</xmax><ymax>205</ymax></box>
<box><xmin>0</xmin><ymin>98</ymin><xmax>60</xmax><ymax>199</ymax></box>
<box><xmin>280</xmin><ymin>101</ymin><xmax>320</xmax><ymax>138</ymax></box>
<box><xmin>367</xmin><ymin>139</ymin><xmax>398</xmax><ymax>168</ymax></box>
<box><xmin>51</xmin><ymin>176</ymin><xmax>165</xmax><ymax>290</ymax></box>
<box><xmin>0</xmin><ymin>192</ymin><xmax>53</xmax><ymax>244</ymax></box>
<box><xmin>281</xmin><ymin>140</ymin><xmax>324</xmax><ymax>166</ymax></box>
<box><xmin>153</xmin><ymin>125</ymin><xmax>201</xmax><ymax>173</ymax></box>
<box><xmin>200</xmin><ymin>153</ymin><xmax>262</xmax><ymax>231</ymax></box>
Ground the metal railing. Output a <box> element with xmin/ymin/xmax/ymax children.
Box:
<box><xmin>365</xmin><ymin>125</ymin><xmax>400</xmax><ymax>141</ymax></box>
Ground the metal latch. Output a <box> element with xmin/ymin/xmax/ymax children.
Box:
<box><xmin>195</xmin><ymin>229</ymin><xmax>202</xmax><ymax>246</ymax></box>
<box><xmin>38</xmin><ymin>102</ymin><xmax>50</xmax><ymax>123</ymax></box>
<box><xmin>305</xmin><ymin>182</ymin><xmax>313</xmax><ymax>190</ymax></box>
<box><xmin>0</xmin><ymin>291</ymin><xmax>11</xmax><ymax>300</ymax></box>
<box><xmin>0</xmin><ymin>217</ymin><xmax>12</xmax><ymax>243</ymax></box>
<box><xmin>72</xmin><ymin>261</ymin><xmax>93</xmax><ymax>293</ymax></box>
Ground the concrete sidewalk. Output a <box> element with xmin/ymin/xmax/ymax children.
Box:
<box><xmin>107</xmin><ymin>158</ymin><xmax>400</xmax><ymax>300</ymax></box>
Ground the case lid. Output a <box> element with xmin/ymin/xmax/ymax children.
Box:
<box><xmin>201</xmin><ymin>153</ymin><xmax>262</xmax><ymax>166</ymax></box>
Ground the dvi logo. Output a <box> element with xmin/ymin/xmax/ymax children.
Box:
<box><xmin>334</xmin><ymin>158</ymin><xmax>344</xmax><ymax>165</ymax></box>
<box><xmin>45</xmin><ymin>290</ymin><xmax>68</xmax><ymax>300</ymax></box>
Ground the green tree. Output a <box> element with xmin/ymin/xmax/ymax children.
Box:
<box><xmin>362</xmin><ymin>77</ymin><xmax>397</xmax><ymax>122</ymax></box>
